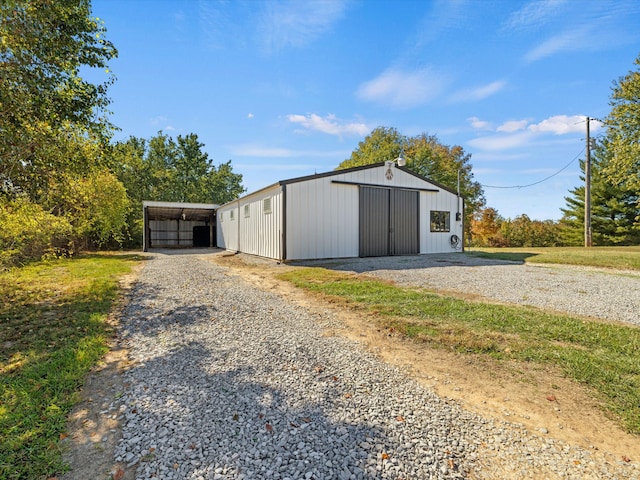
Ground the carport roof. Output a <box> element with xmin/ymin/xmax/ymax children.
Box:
<box><xmin>143</xmin><ymin>201</ymin><xmax>218</xmax><ymax>222</ymax></box>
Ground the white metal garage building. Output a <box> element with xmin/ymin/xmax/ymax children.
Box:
<box><xmin>216</xmin><ymin>161</ymin><xmax>464</xmax><ymax>261</ymax></box>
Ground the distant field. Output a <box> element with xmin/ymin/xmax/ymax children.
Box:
<box><xmin>466</xmin><ymin>246</ymin><xmax>640</xmax><ymax>271</ymax></box>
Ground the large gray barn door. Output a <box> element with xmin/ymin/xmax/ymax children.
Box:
<box><xmin>359</xmin><ymin>187</ymin><xmax>390</xmax><ymax>257</ymax></box>
<box><xmin>391</xmin><ymin>189</ymin><xmax>419</xmax><ymax>255</ymax></box>
<box><xmin>360</xmin><ymin>187</ymin><xmax>419</xmax><ymax>257</ymax></box>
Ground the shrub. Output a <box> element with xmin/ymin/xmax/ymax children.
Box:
<box><xmin>0</xmin><ymin>197</ymin><xmax>72</xmax><ymax>268</ymax></box>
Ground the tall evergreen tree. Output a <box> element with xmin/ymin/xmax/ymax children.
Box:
<box><xmin>561</xmin><ymin>139</ymin><xmax>640</xmax><ymax>245</ymax></box>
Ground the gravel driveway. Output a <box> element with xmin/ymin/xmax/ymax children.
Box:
<box><xmin>113</xmin><ymin>251</ymin><xmax>639</xmax><ymax>479</ymax></box>
<box><xmin>298</xmin><ymin>254</ymin><xmax>640</xmax><ymax>326</ymax></box>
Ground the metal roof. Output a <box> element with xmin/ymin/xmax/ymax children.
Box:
<box><xmin>143</xmin><ymin>201</ymin><xmax>218</xmax><ymax>222</ymax></box>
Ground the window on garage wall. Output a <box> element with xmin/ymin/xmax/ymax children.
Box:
<box><xmin>244</xmin><ymin>205</ymin><xmax>250</xmax><ymax>218</ymax></box>
<box><xmin>263</xmin><ymin>197</ymin><xmax>272</xmax><ymax>214</ymax></box>
<box><xmin>430</xmin><ymin>211</ymin><xmax>450</xmax><ymax>232</ymax></box>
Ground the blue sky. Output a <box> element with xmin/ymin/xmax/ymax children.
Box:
<box><xmin>91</xmin><ymin>0</ymin><xmax>640</xmax><ymax>220</ymax></box>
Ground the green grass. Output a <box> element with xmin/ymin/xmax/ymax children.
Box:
<box><xmin>467</xmin><ymin>246</ymin><xmax>640</xmax><ymax>270</ymax></box>
<box><xmin>278</xmin><ymin>267</ymin><xmax>640</xmax><ymax>434</ymax></box>
<box><xmin>0</xmin><ymin>253</ymin><xmax>142</xmax><ymax>480</ymax></box>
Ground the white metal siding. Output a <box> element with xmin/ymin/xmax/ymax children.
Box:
<box><xmin>216</xmin><ymin>203</ymin><xmax>239</xmax><ymax>251</ymax></box>
<box><xmin>286</xmin><ymin>177</ymin><xmax>359</xmax><ymax>260</ymax></box>
<box><xmin>216</xmin><ymin>185</ymin><xmax>283</xmax><ymax>259</ymax></box>
<box><xmin>420</xmin><ymin>190</ymin><xmax>463</xmax><ymax>254</ymax></box>
<box><xmin>238</xmin><ymin>187</ymin><xmax>283</xmax><ymax>260</ymax></box>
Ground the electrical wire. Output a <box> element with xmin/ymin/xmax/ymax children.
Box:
<box><xmin>481</xmin><ymin>147</ymin><xmax>586</xmax><ymax>189</ymax></box>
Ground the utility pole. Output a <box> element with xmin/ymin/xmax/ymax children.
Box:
<box><xmin>584</xmin><ymin>117</ymin><xmax>592</xmax><ymax>247</ymax></box>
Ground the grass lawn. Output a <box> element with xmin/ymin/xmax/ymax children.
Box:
<box><xmin>466</xmin><ymin>245</ymin><xmax>640</xmax><ymax>270</ymax></box>
<box><xmin>278</xmin><ymin>261</ymin><xmax>640</xmax><ymax>435</ymax></box>
<box><xmin>0</xmin><ymin>254</ymin><xmax>142</xmax><ymax>480</ymax></box>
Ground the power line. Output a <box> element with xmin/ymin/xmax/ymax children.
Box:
<box><xmin>481</xmin><ymin>147</ymin><xmax>586</xmax><ymax>189</ymax></box>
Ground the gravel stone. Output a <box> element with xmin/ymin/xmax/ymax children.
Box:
<box><xmin>114</xmin><ymin>251</ymin><xmax>639</xmax><ymax>479</ymax></box>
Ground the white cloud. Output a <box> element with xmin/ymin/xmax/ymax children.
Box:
<box><xmin>525</xmin><ymin>27</ymin><xmax>590</xmax><ymax>62</ymax></box>
<box><xmin>468</xmin><ymin>114</ymin><xmax>601</xmax><ymax>152</ymax></box>
<box><xmin>451</xmin><ymin>80</ymin><xmax>507</xmax><ymax>102</ymax></box>
<box><xmin>150</xmin><ymin>115</ymin><xmax>168</xmax><ymax>125</ymax></box>
<box><xmin>497</xmin><ymin>119</ymin><xmax>530</xmax><ymax>133</ymax></box>
<box><xmin>356</xmin><ymin>67</ymin><xmax>447</xmax><ymax>108</ymax></box>
<box><xmin>468</xmin><ymin>131</ymin><xmax>535</xmax><ymax>151</ymax></box>
<box><xmin>527</xmin><ymin>115</ymin><xmax>587</xmax><ymax>134</ymax></box>
<box><xmin>259</xmin><ymin>0</ymin><xmax>349</xmax><ymax>53</ymax></box>
<box><xmin>503</xmin><ymin>0</ymin><xmax>567</xmax><ymax>31</ymax></box>
<box><xmin>467</xmin><ymin>116</ymin><xmax>492</xmax><ymax>130</ymax></box>
<box><xmin>286</xmin><ymin>113</ymin><xmax>369</xmax><ymax>136</ymax></box>
<box><xmin>150</xmin><ymin>115</ymin><xmax>175</xmax><ymax>131</ymax></box>
<box><xmin>247</xmin><ymin>113</ymin><xmax>254</xmax><ymax>119</ymax></box>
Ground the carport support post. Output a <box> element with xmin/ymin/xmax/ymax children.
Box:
<box><xmin>209</xmin><ymin>212</ymin><xmax>215</xmax><ymax>248</ymax></box>
<box><xmin>143</xmin><ymin>205</ymin><xmax>149</xmax><ymax>252</ymax></box>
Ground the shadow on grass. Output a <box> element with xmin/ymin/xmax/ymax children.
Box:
<box><xmin>292</xmin><ymin>252</ymin><xmax>537</xmax><ymax>274</ymax></box>
<box><xmin>464</xmin><ymin>250</ymin><xmax>539</xmax><ymax>263</ymax></box>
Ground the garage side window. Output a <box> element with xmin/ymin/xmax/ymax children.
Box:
<box><xmin>430</xmin><ymin>211</ymin><xmax>450</xmax><ymax>232</ymax></box>
<box><xmin>263</xmin><ymin>197</ymin><xmax>272</xmax><ymax>214</ymax></box>
<box><xmin>230</xmin><ymin>210</ymin><xmax>235</xmax><ymax>221</ymax></box>
<box><xmin>220</xmin><ymin>212</ymin><xmax>223</xmax><ymax>222</ymax></box>
<box><xmin>244</xmin><ymin>204</ymin><xmax>250</xmax><ymax>218</ymax></box>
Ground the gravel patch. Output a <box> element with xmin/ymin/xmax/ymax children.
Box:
<box><xmin>113</xmin><ymin>252</ymin><xmax>639</xmax><ymax>479</ymax></box>
<box><xmin>299</xmin><ymin>254</ymin><xmax>640</xmax><ymax>326</ymax></box>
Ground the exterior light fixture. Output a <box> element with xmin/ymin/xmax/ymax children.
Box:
<box><xmin>396</xmin><ymin>152</ymin><xmax>406</xmax><ymax>167</ymax></box>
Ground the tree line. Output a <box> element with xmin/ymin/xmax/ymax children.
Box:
<box><xmin>1</xmin><ymin>1</ymin><xmax>637</xmax><ymax>268</ymax></box>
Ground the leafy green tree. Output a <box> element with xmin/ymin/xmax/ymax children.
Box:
<box><xmin>338</xmin><ymin>127</ymin><xmax>486</xmax><ymax>235</ymax></box>
<box><xmin>561</xmin><ymin>140</ymin><xmax>640</xmax><ymax>245</ymax></box>
<box><xmin>405</xmin><ymin>133</ymin><xmax>485</xmax><ymax>221</ymax></box>
<box><xmin>0</xmin><ymin>0</ymin><xmax>117</xmax><ymax>196</ymax></box>
<box><xmin>113</xmin><ymin>132</ymin><xmax>245</xmax><ymax>205</ymax></box>
<box><xmin>53</xmin><ymin>170</ymin><xmax>130</xmax><ymax>249</ymax></box>
<box><xmin>499</xmin><ymin>214</ymin><xmax>561</xmax><ymax>247</ymax></box>
<box><xmin>603</xmin><ymin>53</ymin><xmax>640</xmax><ymax>195</ymax></box>
<box><xmin>470</xmin><ymin>207</ymin><xmax>506</xmax><ymax>247</ymax></box>
<box><xmin>339</xmin><ymin>127</ymin><xmax>405</xmax><ymax>170</ymax></box>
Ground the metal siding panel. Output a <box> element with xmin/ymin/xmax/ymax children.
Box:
<box><xmin>235</xmin><ymin>187</ymin><xmax>281</xmax><ymax>259</ymax></box>
<box><xmin>286</xmin><ymin>178</ymin><xmax>359</xmax><ymax>260</ymax></box>
<box><xmin>359</xmin><ymin>187</ymin><xmax>390</xmax><ymax>257</ymax></box>
<box><xmin>391</xmin><ymin>190</ymin><xmax>419</xmax><ymax>255</ymax></box>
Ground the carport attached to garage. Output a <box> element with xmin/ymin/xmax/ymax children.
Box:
<box><xmin>143</xmin><ymin>201</ymin><xmax>218</xmax><ymax>251</ymax></box>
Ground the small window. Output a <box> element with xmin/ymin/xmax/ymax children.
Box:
<box><xmin>244</xmin><ymin>204</ymin><xmax>250</xmax><ymax>218</ymax></box>
<box><xmin>263</xmin><ymin>197</ymin><xmax>272</xmax><ymax>214</ymax></box>
<box><xmin>430</xmin><ymin>211</ymin><xmax>450</xmax><ymax>232</ymax></box>
<box><xmin>230</xmin><ymin>210</ymin><xmax>235</xmax><ymax>221</ymax></box>
<box><xmin>220</xmin><ymin>212</ymin><xmax>223</xmax><ymax>222</ymax></box>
